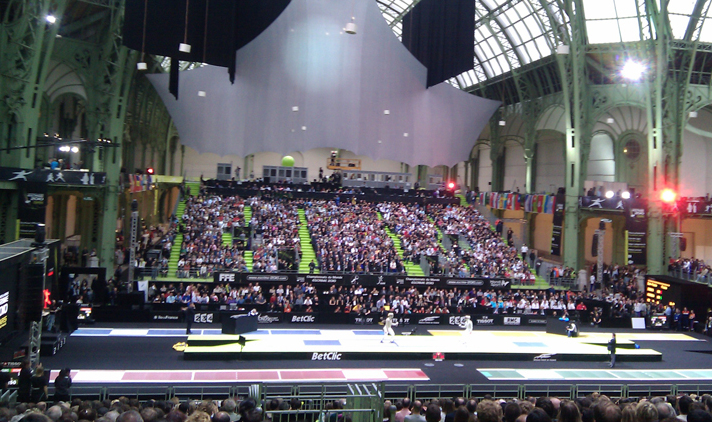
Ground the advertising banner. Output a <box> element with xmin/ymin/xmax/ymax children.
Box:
<box><xmin>213</xmin><ymin>272</ymin><xmax>512</xmax><ymax>290</ymax></box>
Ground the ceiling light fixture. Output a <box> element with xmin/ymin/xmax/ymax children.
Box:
<box><xmin>345</xmin><ymin>17</ymin><xmax>357</xmax><ymax>34</ymax></box>
<box><xmin>45</xmin><ymin>15</ymin><xmax>57</xmax><ymax>24</ymax></box>
<box><xmin>137</xmin><ymin>0</ymin><xmax>148</xmax><ymax>70</ymax></box>
<box><xmin>180</xmin><ymin>0</ymin><xmax>192</xmax><ymax>53</ymax></box>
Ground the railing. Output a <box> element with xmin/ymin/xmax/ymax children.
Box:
<box><xmin>547</xmin><ymin>275</ymin><xmax>578</xmax><ymax>289</ymax></box>
<box><xmin>23</xmin><ymin>382</ymin><xmax>712</xmax><ymax>406</ymax></box>
<box><xmin>668</xmin><ymin>269</ymin><xmax>712</xmax><ymax>286</ymax></box>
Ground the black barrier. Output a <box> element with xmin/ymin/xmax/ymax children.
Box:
<box><xmin>103</xmin><ymin>307</ymin><xmax>576</xmax><ymax>325</ymax></box>
<box><xmin>213</xmin><ymin>272</ymin><xmax>512</xmax><ymax>290</ymax></box>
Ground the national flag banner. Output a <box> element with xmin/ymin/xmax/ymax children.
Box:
<box><xmin>499</xmin><ymin>195</ymin><xmax>505</xmax><ymax>210</ymax></box>
<box><xmin>544</xmin><ymin>195</ymin><xmax>554</xmax><ymax>214</ymax></box>
<box><xmin>544</xmin><ymin>195</ymin><xmax>553</xmax><ymax>214</ymax></box>
<box><xmin>536</xmin><ymin>195</ymin><xmax>544</xmax><ymax>213</ymax></box>
<box><xmin>514</xmin><ymin>194</ymin><xmax>522</xmax><ymax>211</ymax></box>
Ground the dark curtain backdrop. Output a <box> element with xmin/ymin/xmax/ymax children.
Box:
<box><xmin>402</xmin><ymin>0</ymin><xmax>475</xmax><ymax>88</ymax></box>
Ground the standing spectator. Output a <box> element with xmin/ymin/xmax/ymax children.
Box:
<box><xmin>30</xmin><ymin>364</ymin><xmax>48</xmax><ymax>402</ymax></box>
<box><xmin>53</xmin><ymin>367</ymin><xmax>72</xmax><ymax>402</ymax></box>
<box><xmin>395</xmin><ymin>399</ymin><xmax>411</xmax><ymax>422</ymax></box>
<box><xmin>17</xmin><ymin>359</ymin><xmax>32</xmax><ymax>403</ymax></box>
<box><xmin>405</xmin><ymin>402</ymin><xmax>425</xmax><ymax>422</ymax></box>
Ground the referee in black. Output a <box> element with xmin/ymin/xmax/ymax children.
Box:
<box><xmin>607</xmin><ymin>333</ymin><xmax>617</xmax><ymax>367</ymax></box>
<box><xmin>183</xmin><ymin>302</ymin><xmax>196</xmax><ymax>335</ymax></box>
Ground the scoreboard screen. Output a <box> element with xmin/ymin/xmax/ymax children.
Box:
<box><xmin>645</xmin><ymin>279</ymin><xmax>671</xmax><ymax>306</ymax></box>
<box><xmin>645</xmin><ymin>275</ymin><xmax>712</xmax><ymax>314</ymax></box>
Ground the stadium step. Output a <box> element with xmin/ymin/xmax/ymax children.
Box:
<box><xmin>297</xmin><ymin>209</ymin><xmax>318</xmax><ymax>274</ymax></box>
<box><xmin>244</xmin><ymin>250</ymin><xmax>253</xmax><ymax>271</ymax></box>
<box><xmin>185</xmin><ymin>181</ymin><xmax>200</xmax><ymax>197</ymax></box>
<box><xmin>167</xmin><ymin>234</ymin><xmax>183</xmax><ymax>277</ymax></box>
<box><xmin>426</xmin><ymin>216</ymin><xmax>448</xmax><ymax>252</ymax></box>
<box><xmin>379</xmin><ymin>213</ymin><xmax>425</xmax><ymax>276</ymax></box>
<box><xmin>243</xmin><ymin>205</ymin><xmax>252</xmax><ymax>226</ymax></box>
<box><xmin>222</xmin><ymin>231</ymin><xmax>233</xmax><ymax>247</ymax></box>
<box><xmin>167</xmin><ymin>197</ymin><xmax>191</xmax><ymax>277</ymax></box>
<box><xmin>455</xmin><ymin>194</ymin><xmax>468</xmax><ymax>207</ymax></box>
<box><xmin>458</xmin><ymin>238</ymin><xmax>472</xmax><ymax>251</ymax></box>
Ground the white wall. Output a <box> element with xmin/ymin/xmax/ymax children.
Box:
<box><xmin>180</xmin><ymin>146</ymin><xmax>414</xmax><ymax>181</ymax></box>
<box><xmin>182</xmin><ymin>147</ymin><xmax>244</xmax><ymax>179</ymax></box>
<box><xmin>477</xmin><ymin>145</ymin><xmax>492</xmax><ymax>191</ymax></box>
<box><xmin>587</xmin><ymin>132</ymin><xmax>615</xmax><ymax>182</ymax></box>
<box><xmin>681</xmin><ymin>108</ymin><xmax>712</xmax><ymax>197</ymax></box>
<box><xmin>503</xmin><ymin>141</ymin><xmax>526</xmax><ymax>192</ymax></box>
<box><xmin>535</xmin><ymin>133</ymin><xmax>565</xmax><ymax>193</ymax></box>
<box><xmin>680</xmin><ymin>129</ymin><xmax>708</xmax><ymax>197</ymax></box>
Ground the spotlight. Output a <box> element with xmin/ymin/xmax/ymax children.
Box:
<box><xmin>45</xmin><ymin>15</ymin><xmax>57</xmax><ymax>24</ymax></box>
<box><xmin>198</xmin><ymin>91</ymin><xmax>206</xmax><ymax>97</ymax></box>
<box><xmin>146</xmin><ymin>167</ymin><xmax>155</xmax><ymax>175</ymax></box>
<box><xmin>179</xmin><ymin>43</ymin><xmax>192</xmax><ymax>53</ymax></box>
<box><xmin>137</xmin><ymin>62</ymin><xmax>147</xmax><ymax>70</ymax></box>
<box><xmin>447</xmin><ymin>182</ymin><xmax>455</xmax><ymax>190</ymax></box>
<box><xmin>70</xmin><ymin>146</ymin><xmax>79</xmax><ymax>153</ymax></box>
<box><xmin>499</xmin><ymin>120</ymin><xmax>506</xmax><ymax>126</ymax></box>
<box><xmin>621</xmin><ymin>60</ymin><xmax>645</xmax><ymax>81</ymax></box>
<box><xmin>605</xmin><ymin>190</ymin><xmax>614</xmax><ymax>199</ymax></box>
<box><xmin>660</xmin><ymin>189</ymin><xmax>677</xmax><ymax>203</ymax></box>
<box><xmin>621</xmin><ymin>191</ymin><xmax>631</xmax><ymax>199</ymax></box>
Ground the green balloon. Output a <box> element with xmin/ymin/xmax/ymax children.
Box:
<box><xmin>282</xmin><ymin>156</ymin><xmax>295</xmax><ymax>167</ymax></box>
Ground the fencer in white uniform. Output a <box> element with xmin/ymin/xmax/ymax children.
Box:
<box><xmin>459</xmin><ymin>315</ymin><xmax>473</xmax><ymax>343</ymax></box>
<box><xmin>381</xmin><ymin>312</ymin><xmax>398</xmax><ymax>343</ymax></box>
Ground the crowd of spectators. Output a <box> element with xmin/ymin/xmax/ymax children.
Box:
<box><xmin>377</xmin><ymin>203</ymin><xmax>443</xmax><ymax>264</ymax></box>
<box><xmin>4</xmin><ymin>385</ymin><xmax>712</xmax><ymax>422</ymax></box>
<box><xmin>144</xmin><ymin>282</ymin><xmax>321</xmax><ymax>313</ymax></box>
<box><xmin>428</xmin><ymin>205</ymin><xmax>535</xmax><ymax>283</ymax></box>
<box><xmin>175</xmin><ymin>195</ymin><xmax>249</xmax><ymax>277</ymax></box>
<box><xmin>305</xmin><ymin>200</ymin><xmax>405</xmax><ymax>274</ymax></box>
<box><xmin>668</xmin><ymin>258</ymin><xmax>711</xmax><ymax>282</ymax></box>
<box><xmin>249</xmin><ymin>199</ymin><xmax>302</xmax><ymax>273</ymax></box>
<box><xmin>383</xmin><ymin>393</ymin><xmax>712</xmax><ymax>422</ymax></box>
<box><xmin>322</xmin><ymin>284</ymin><xmax>592</xmax><ymax>317</ymax></box>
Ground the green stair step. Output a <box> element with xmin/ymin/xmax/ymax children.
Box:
<box><xmin>244</xmin><ymin>251</ymin><xmax>253</xmax><ymax>270</ymax></box>
<box><xmin>378</xmin><ymin>212</ymin><xmax>424</xmax><ymax>277</ymax></box>
<box><xmin>222</xmin><ymin>232</ymin><xmax>233</xmax><ymax>247</ymax></box>
<box><xmin>185</xmin><ymin>181</ymin><xmax>200</xmax><ymax>197</ymax></box>
<box><xmin>297</xmin><ymin>209</ymin><xmax>318</xmax><ymax>274</ymax></box>
<box><xmin>243</xmin><ymin>205</ymin><xmax>252</xmax><ymax>226</ymax></box>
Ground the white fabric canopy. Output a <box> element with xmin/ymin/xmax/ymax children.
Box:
<box><xmin>148</xmin><ymin>0</ymin><xmax>500</xmax><ymax>167</ymax></box>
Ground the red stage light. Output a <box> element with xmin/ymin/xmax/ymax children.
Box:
<box><xmin>660</xmin><ymin>189</ymin><xmax>676</xmax><ymax>203</ymax></box>
<box><xmin>447</xmin><ymin>182</ymin><xmax>455</xmax><ymax>189</ymax></box>
<box><xmin>146</xmin><ymin>167</ymin><xmax>155</xmax><ymax>175</ymax></box>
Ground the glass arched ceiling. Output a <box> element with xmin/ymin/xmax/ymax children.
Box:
<box><xmin>375</xmin><ymin>0</ymin><xmax>712</xmax><ymax>91</ymax></box>
<box><xmin>376</xmin><ymin>0</ymin><xmax>569</xmax><ymax>90</ymax></box>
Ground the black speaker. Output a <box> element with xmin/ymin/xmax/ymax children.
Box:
<box><xmin>24</xmin><ymin>264</ymin><xmax>45</xmax><ymax>322</ymax></box>
<box><xmin>680</xmin><ymin>237</ymin><xmax>687</xmax><ymax>252</ymax></box>
<box><xmin>591</xmin><ymin>234</ymin><xmax>599</xmax><ymax>257</ymax></box>
<box><xmin>34</xmin><ymin>224</ymin><xmax>46</xmax><ymax>244</ymax></box>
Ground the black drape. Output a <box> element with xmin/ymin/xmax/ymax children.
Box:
<box><xmin>402</xmin><ymin>0</ymin><xmax>475</xmax><ymax>88</ymax></box>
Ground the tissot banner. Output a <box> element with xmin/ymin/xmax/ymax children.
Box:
<box><xmin>18</xmin><ymin>183</ymin><xmax>47</xmax><ymax>239</ymax></box>
<box><xmin>625</xmin><ymin>199</ymin><xmax>648</xmax><ymax>266</ymax></box>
